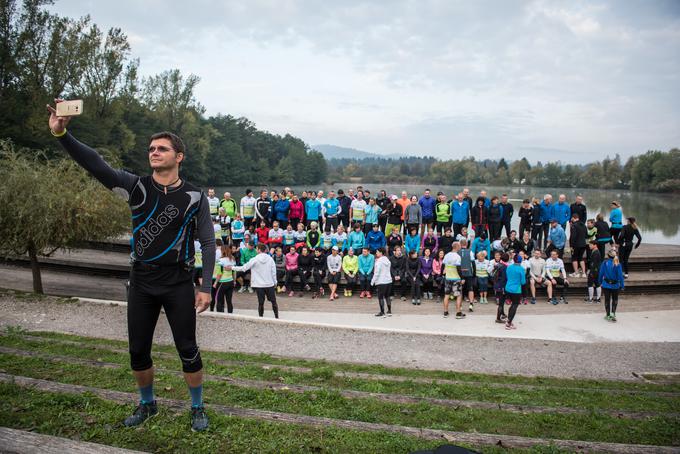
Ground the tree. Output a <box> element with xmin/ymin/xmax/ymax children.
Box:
<box><xmin>0</xmin><ymin>140</ymin><xmax>129</xmax><ymax>293</ymax></box>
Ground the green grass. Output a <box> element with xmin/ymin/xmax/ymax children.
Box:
<box><xmin>1</xmin><ymin>352</ymin><xmax>679</xmax><ymax>446</ymax></box>
<box><xmin>2</xmin><ymin>332</ymin><xmax>679</xmax><ymax>415</ymax></box>
<box><xmin>19</xmin><ymin>328</ymin><xmax>680</xmax><ymax>393</ymax></box>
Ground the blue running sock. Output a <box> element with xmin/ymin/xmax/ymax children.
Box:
<box><xmin>189</xmin><ymin>385</ymin><xmax>203</xmax><ymax>408</ymax></box>
<box><xmin>139</xmin><ymin>383</ymin><xmax>154</xmax><ymax>403</ymax></box>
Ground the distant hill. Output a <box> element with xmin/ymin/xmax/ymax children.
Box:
<box><xmin>312</xmin><ymin>144</ymin><xmax>404</xmax><ymax>160</ymax></box>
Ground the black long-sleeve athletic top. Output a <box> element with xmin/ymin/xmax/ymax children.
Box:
<box><xmin>57</xmin><ymin>132</ymin><xmax>215</xmax><ymax>293</ymax></box>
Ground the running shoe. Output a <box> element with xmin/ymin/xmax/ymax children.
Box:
<box><xmin>288</xmin><ymin>291</ymin><xmax>294</xmax><ymax>297</ymax></box>
<box><xmin>455</xmin><ymin>312</ymin><xmax>466</xmax><ymax>319</ymax></box>
<box><xmin>495</xmin><ymin>318</ymin><xmax>505</xmax><ymax>324</ymax></box>
<box><xmin>124</xmin><ymin>400</ymin><xmax>158</xmax><ymax>427</ymax></box>
<box><xmin>551</xmin><ymin>298</ymin><xmax>559</xmax><ymax>305</ymax></box>
<box><xmin>560</xmin><ymin>296</ymin><xmax>568</xmax><ymax>304</ymax></box>
<box><xmin>367</xmin><ymin>292</ymin><xmax>372</xmax><ymax>299</ymax></box>
<box><xmin>238</xmin><ymin>287</ymin><xmax>247</xmax><ymax>294</ymax></box>
<box><xmin>611</xmin><ymin>313</ymin><xmax>617</xmax><ymax>322</ymax></box>
<box><xmin>191</xmin><ymin>405</ymin><xmax>209</xmax><ymax>432</ymax></box>
<box><xmin>594</xmin><ymin>298</ymin><xmax>601</xmax><ymax>303</ymax></box>
<box><xmin>386</xmin><ymin>310</ymin><xmax>392</xmax><ymax>317</ymax></box>
<box><xmin>499</xmin><ymin>313</ymin><xmax>507</xmax><ymax>321</ymax></box>
<box><xmin>584</xmin><ymin>297</ymin><xmax>592</xmax><ymax>303</ymax></box>
<box><xmin>530</xmin><ymin>297</ymin><xmax>536</xmax><ymax>305</ymax></box>
<box><xmin>468</xmin><ymin>303</ymin><xmax>474</xmax><ymax>312</ymax></box>
<box><xmin>604</xmin><ymin>314</ymin><xmax>612</xmax><ymax>321</ymax></box>
<box><xmin>521</xmin><ymin>298</ymin><xmax>527</xmax><ymax>305</ymax></box>
<box><xmin>623</xmin><ymin>273</ymin><xmax>629</xmax><ymax>279</ymax></box>
<box><xmin>312</xmin><ymin>292</ymin><xmax>318</xmax><ymax>299</ymax></box>
<box><xmin>505</xmin><ymin>323</ymin><xmax>513</xmax><ymax>330</ymax></box>
<box><xmin>375</xmin><ymin>312</ymin><xmax>385</xmax><ymax>317</ymax></box>
<box><xmin>443</xmin><ymin>311</ymin><xmax>449</xmax><ymax>318</ymax></box>
<box><xmin>319</xmin><ymin>287</ymin><xmax>325</xmax><ymax>296</ymax></box>
<box><xmin>359</xmin><ymin>291</ymin><xmax>365</xmax><ymax>298</ymax></box>
<box><xmin>412</xmin><ymin>298</ymin><xmax>416</xmax><ymax>305</ymax></box>
<box><xmin>304</xmin><ymin>285</ymin><xmax>311</xmax><ymax>291</ymax></box>
<box><xmin>416</xmin><ymin>299</ymin><xmax>421</xmax><ymax>305</ymax></box>
<box><xmin>247</xmin><ymin>287</ymin><xmax>253</xmax><ymax>293</ymax></box>
<box><xmin>569</xmin><ymin>272</ymin><xmax>579</xmax><ymax>278</ymax></box>
<box><xmin>401</xmin><ymin>296</ymin><xmax>406</xmax><ymax>301</ymax></box>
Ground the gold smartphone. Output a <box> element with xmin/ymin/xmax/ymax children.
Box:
<box><xmin>56</xmin><ymin>99</ymin><xmax>84</xmax><ymax>116</ymax></box>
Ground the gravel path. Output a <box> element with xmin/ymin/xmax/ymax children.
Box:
<box><xmin>1</xmin><ymin>295</ymin><xmax>679</xmax><ymax>381</ymax></box>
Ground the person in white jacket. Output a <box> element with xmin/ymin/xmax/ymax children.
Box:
<box><xmin>371</xmin><ymin>248</ymin><xmax>393</xmax><ymax>317</ymax></box>
<box><xmin>232</xmin><ymin>243</ymin><xmax>279</xmax><ymax>318</ymax></box>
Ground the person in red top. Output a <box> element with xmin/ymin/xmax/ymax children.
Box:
<box><xmin>256</xmin><ymin>220</ymin><xmax>270</xmax><ymax>246</ymax></box>
<box><xmin>289</xmin><ymin>193</ymin><xmax>305</xmax><ymax>229</ymax></box>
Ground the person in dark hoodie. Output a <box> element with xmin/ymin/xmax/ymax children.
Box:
<box><xmin>297</xmin><ymin>246</ymin><xmax>314</xmax><ymax>295</ymax></box>
<box><xmin>488</xmin><ymin>196</ymin><xmax>503</xmax><ymax>241</ymax></box>
<box><xmin>405</xmin><ymin>250</ymin><xmax>422</xmax><ymax>305</ymax></box>
<box><xmin>470</xmin><ymin>196</ymin><xmax>489</xmax><ymax>238</ymax></box>
<box><xmin>500</xmin><ymin>194</ymin><xmax>514</xmax><ymax>238</ymax></box>
<box><xmin>311</xmin><ymin>248</ymin><xmax>327</xmax><ymax>298</ymax></box>
<box><xmin>569</xmin><ymin>213</ymin><xmax>587</xmax><ymax>278</ymax></box>
<box><xmin>617</xmin><ymin>216</ymin><xmax>642</xmax><ymax>278</ymax></box>
<box><xmin>518</xmin><ymin>199</ymin><xmax>533</xmax><ymax>239</ymax></box>
<box><xmin>389</xmin><ymin>245</ymin><xmax>408</xmax><ymax>301</ymax></box>
<box><xmin>337</xmin><ymin>189</ymin><xmax>352</xmax><ymax>229</ymax></box>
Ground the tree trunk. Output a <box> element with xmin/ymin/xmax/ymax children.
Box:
<box><xmin>27</xmin><ymin>240</ymin><xmax>43</xmax><ymax>294</ymax></box>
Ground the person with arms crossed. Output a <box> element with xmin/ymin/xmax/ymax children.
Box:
<box><xmin>47</xmin><ymin>100</ymin><xmax>213</xmax><ymax>431</ymax></box>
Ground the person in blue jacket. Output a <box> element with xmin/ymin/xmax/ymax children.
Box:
<box><xmin>451</xmin><ymin>193</ymin><xmax>470</xmax><ymax>237</ymax></box>
<box><xmin>305</xmin><ymin>193</ymin><xmax>322</xmax><ymax>229</ymax></box>
<box><xmin>502</xmin><ymin>254</ymin><xmax>526</xmax><ymax>330</ymax></box>
<box><xmin>418</xmin><ymin>189</ymin><xmax>437</xmax><ymax>236</ymax></box>
<box><xmin>471</xmin><ymin>232</ymin><xmax>491</xmax><ymax>259</ymax></box>
<box><xmin>366</xmin><ymin>223</ymin><xmax>386</xmax><ymax>253</ymax></box>
<box><xmin>546</xmin><ymin>219</ymin><xmax>566</xmax><ymax>257</ymax></box>
<box><xmin>357</xmin><ymin>247</ymin><xmax>376</xmax><ymax>298</ymax></box>
<box><xmin>271</xmin><ymin>194</ymin><xmax>290</xmax><ymax>229</ymax></box>
<box><xmin>553</xmin><ymin>194</ymin><xmax>571</xmax><ymax>230</ymax></box>
<box><xmin>609</xmin><ymin>201</ymin><xmax>623</xmax><ymax>243</ymax></box>
<box><xmin>539</xmin><ymin>194</ymin><xmax>554</xmax><ymax>249</ymax></box>
<box><xmin>404</xmin><ymin>227</ymin><xmax>421</xmax><ymax>256</ymax></box>
<box><xmin>598</xmin><ymin>249</ymin><xmax>625</xmax><ymax>322</ymax></box>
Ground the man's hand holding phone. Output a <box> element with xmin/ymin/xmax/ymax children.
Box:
<box><xmin>46</xmin><ymin>98</ymin><xmax>83</xmax><ymax>135</ymax></box>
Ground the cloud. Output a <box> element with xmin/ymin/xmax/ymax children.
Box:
<box><xmin>48</xmin><ymin>0</ymin><xmax>680</xmax><ymax>162</ymax></box>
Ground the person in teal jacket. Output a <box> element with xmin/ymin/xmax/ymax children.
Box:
<box><xmin>471</xmin><ymin>232</ymin><xmax>491</xmax><ymax>259</ymax></box>
<box><xmin>609</xmin><ymin>201</ymin><xmax>623</xmax><ymax>243</ymax></box>
<box><xmin>363</xmin><ymin>198</ymin><xmax>382</xmax><ymax>234</ymax></box>
<box><xmin>358</xmin><ymin>247</ymin><xmax>375</xmax><ymax>298</ymax></box>
<box><xmin>404</xmin><ymin>227</ymin><xmax>421</xmax><ymax>256</ymax></box>
<box><xmin>347</xmin><ymin>223</ymin><xmax>366</xmax><ymax>252</ymax></box>
<box><xmin>598</xmin><ymin>249</ymin><xmax>625</xmax><ymax>322</ymax></box>
<box><xmin>502</xmin><ymin>255</ymin><xmax>526</xmax><ymax>329</ymax></box>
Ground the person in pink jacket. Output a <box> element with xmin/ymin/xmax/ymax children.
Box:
<box><xmin>284</xmin><ymin>247</ymin><xmax>299</xmax><ymax>297</ymax></box>
<box><xmin>288</xmin><ymin>194</ymin><xmax>305</xmax><ymax>229</ymax></box>
<box><xmin>432</xmin><ymin>249</ymin><xmax>445</xmax><ymax>301</ymax></box>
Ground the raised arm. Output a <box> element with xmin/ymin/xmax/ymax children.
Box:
<box><xmin>48</xmin><ymin>101</ymin><xmax>138</xmax><ymax>194</ymax></box>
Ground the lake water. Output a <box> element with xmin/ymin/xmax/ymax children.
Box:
<box><xmin>213</xmin><ymin>183</ymin><xmax>680</xmax><ymax>245</ymax></box>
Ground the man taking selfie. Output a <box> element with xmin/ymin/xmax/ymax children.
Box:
<box><xmin>47</xmin><ymin>99</ymin><xmax>214</xmax><ymax>432</ymax></box>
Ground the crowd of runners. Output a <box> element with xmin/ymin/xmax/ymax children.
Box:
<box><xmin>200</xmin><ymin>186</ymin><xmax>639</xmax><ymax>329</ymax></box>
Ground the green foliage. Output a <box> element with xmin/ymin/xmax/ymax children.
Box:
<box><xmin>0</xmin><ymin>140</ymin><xmax>129</xmax><ymax>291</ymax></box>
<box><xmin>0</xmin><ymin>0</ymin><xmax>325</xmax><ymax>186</ymax></box>
<box><xmin>328</xmin><ymin>150</ymin><xmax>678</xmax><ymax>192</ymax></box>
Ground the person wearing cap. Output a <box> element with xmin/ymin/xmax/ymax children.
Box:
<box><xmin>366</xmin><ymin>223</ymin><xmax>387</xmax><ymax>253</ymax></box>
<box><xmin>617</xmin><ymin>217</ymin><xmax>642</xmax><ymax>278</ymax></box>
<box><xmin>609</xmin><ymin>201</ymin><xmax>624</xmax><ymax>244</ymax></box>
<box><xmin>326</xmin><ymin>246</ymin><xmax>343</xmax><ymax>300</ymax></box>
<box><xmin>385</xmin><ymin>195</ymin><xmax>403</xmax><ymax>239</ymax></box>
<box><xmin>545</xmin><ymin>219</ymin><xmax>566</xmax><ymax>258</ymax></box>
<box><xmin>598</xmin><ymin>249</ymin><xmax>625</xmax><ymax>322</ymax></box>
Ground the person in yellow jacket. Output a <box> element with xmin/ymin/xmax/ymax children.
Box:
<box><xmin>342</xmin><ymin>247</ymin><xmax>359</xmax><ymax>297</ymax></box>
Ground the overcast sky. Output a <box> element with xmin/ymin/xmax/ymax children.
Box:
<box><xmin>51</xmin><ymin>0</ymin><xmax>680</xmax><ymax>163</ymax></box>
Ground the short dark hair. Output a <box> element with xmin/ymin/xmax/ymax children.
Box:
<box><xmin>256</xmin><ymin>243</ymin><xmax>267</xmax><ymax>252</ymax></box>
<box><xmin>150</xmin><ymin>131</ymin><xmax>185</xmax><ymax>154</ymax></box>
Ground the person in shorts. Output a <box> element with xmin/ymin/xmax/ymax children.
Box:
<box><xmin>442</xmin><ymin>242</ymin><xmax>465</xmax><ymax>319</ymax></box>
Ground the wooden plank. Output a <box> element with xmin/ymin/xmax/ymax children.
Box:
<box><xmin>0</xmin><ymin>427</ymin><xmax>147</xmax><ymax>454</ymax></box>
<box><xmin>1</xmin><ymin>373</ymin><xmax>678</xmax><ymax>454</ymax></box>
<box><xmin>1</xmin><ymin>346</ymin><xmax>678</xmax><ymax>421</ymax></box>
